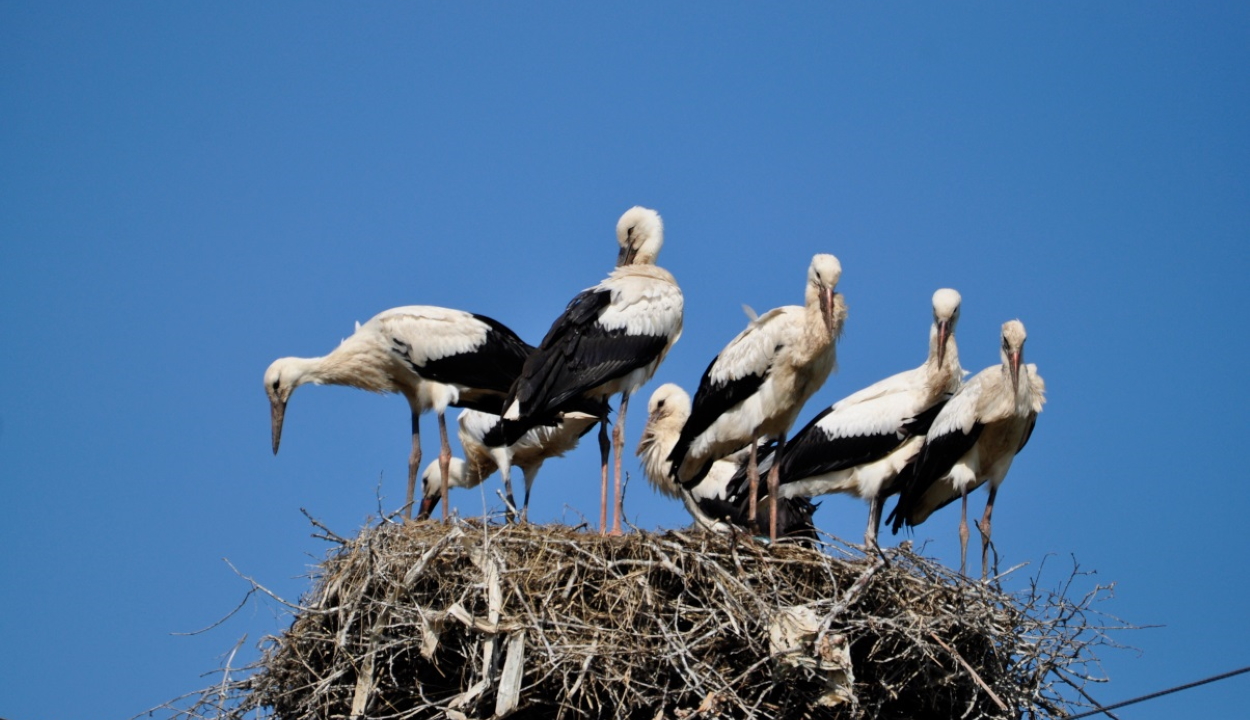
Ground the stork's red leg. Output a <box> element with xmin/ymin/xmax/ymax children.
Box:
<box><xmin>865</xmin><ymin>494</ymin><xmax>882</xmax><ymax>550</ymax></box>
<box><xmin>609</xmin><ymin>391</ymin><xmax>630</xmax><ymax>536</ymax></box>
<box><xmin>767</xmin><ymin>434</ymin><xmax>786</xmax><ymax>542</ymax></box>
<box><xmin>405</xmin><ymin>411</ymin><xmax>421</xmax><ymax>520</ymax></box>
<box><xmin>438</xmin><ymin>412</ymin><xmax>452</xmax><ymax>523</ymax></box>
<box><xmin>958</xmin><ymin>489</ymin><xmax>970</xmax><ymax>576</ymax></box>
<box><xmin>598</xmin><ymin>418</ymin><xmax>610</xmax><ymax>534</ymax></box>
<box><xmin>978</xmin><ymin>484</ymin><xmax>998</xmax><ymax>581</ymax></box>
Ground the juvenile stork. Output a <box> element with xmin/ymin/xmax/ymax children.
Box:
<box><xmin>504</xmin><ymin>206</ymin><xmax>683</xmax><ymax>535</ymax></box>
<box><xmin>637</xmin><ymin>383</ymin><xmax>818</xmax><ymax>539</ymax></box>
<box><xmin>667</xmin><ymin>254</ymin><xmax>846</xmax><ymax>540</ymax></box>
<box><xmin>774</xmin><ymin>288</ymin><xmax>964</xmax><ymax>548</ymax></box>
<box><xmin>264</xmin><ymin>306</ymin><xmax>532</xmax><ymax>520</ymax></box>
<box><xmin>887</xmin><ymin>319</ymin><xmax>1046</xmax><ymax>579</ymax></box>
<box><xmin>416</xmin><ymin>399</ymin><xmax>607</xmax><ymax>521</ymax></box>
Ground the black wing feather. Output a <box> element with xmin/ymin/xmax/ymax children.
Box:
<box><xmin>1017</xmin><ymin>414</ymin><xmax>1038</xmax><ymax>453</ymax></box>
<box><xmin>415</xmin><ymin>313</ymin><xmax>534</xmax><ymax>395</ymax></box>
<box><xmin>721</xmin><ymin>440</ymin><xmax>781</xmax><ymax>505</ymax></box>
<box><xmin>508</xmin><ymin>288</ymin><xmax>667</xmax><ymax>420</ymax></box>
<box><xmin>902</xmin><ymin>399</ymin><xmax>948</xmax><ymax>436</ymax></box>
<box><xmin>694</xmin><ymin>493</ymin><xmax>819</xmax><ymax>544</ymax></box>
<box><xmin>667</xmin><ymin>352</ymin><xmax>769</xmax><ymax>484</ymax></box>
<box><xmin>887</xmin><ymin>422</ymin><xmax>985</xmax><ymax>533</ymax></box>
<box><xmin>775</xmin><ymin>405</ymin><xmax>906</xmax><ymax>484</ymax></box>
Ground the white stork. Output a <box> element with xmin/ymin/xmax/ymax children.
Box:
<box><xmin>416</xmin><ymin>399</ymin><xmax>607</xmax><ymax>521</ymax></box>
<box><xmin>667</xmin><ymin>253</ymin><xmax>846</xmax><ymax>540</ymax></box>
<box><xmin>264</xmin><ymin>305</ymin><xmax>532</xmax><ymax>520</ymax></box>
<box><xmin>773</xmin><ymin>288</ymin><xmax>965</xmax><ymax>548</ymax></box>
<box><xmin>887</xmin><ymin>319</ymin><xmax>1046</xmax><ymax>579</ymax></box>
<box><xmin>504</xmin><ymin>206</ymin><xmax>683</xmax><ymax>535</ymax></box>
<box><xmin>637</xmin><ymin>383</ymin><xmax>818</xmax><ymax>539</ymax></box>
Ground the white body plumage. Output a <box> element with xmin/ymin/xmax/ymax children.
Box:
<box><xmin>774</xmin><ymin>289</ymin><xmax>964</xmax><ymax>546</ymax></box>
<box><xmin>264</xmin><ymin>304</ymin><xmax>532</xmax><ymax>518</ymax></box>
<box><xmin>888</xmin><ymin>319</ymin><xmax>1046</xmax><ymax>578</ymax></box>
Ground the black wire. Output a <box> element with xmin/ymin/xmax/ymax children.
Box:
<box><xmin>1067</xmin><ymin>665</ymin><xmax>1250</xmax><ymax>719</ymax></box>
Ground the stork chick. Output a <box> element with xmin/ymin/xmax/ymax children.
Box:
<box><xmin>888</xmin><ymin>319</ymin><xmax>1046</xmax><ymax>579</ymax></box>
<box><xmin>265</xmin><ymin>306</ymin><xmax>531</xmax><ymax>520</ymax></box>
<box><xmin>505</xmin><ymin>207</ymin><xmax>683</xmax><ymax>535</ymax></box>
<box><xmin>776</xmin><ymin>288</ymin><xmax>964</xmax><ymax>547</ymax></box>
<box><xmin>667</xmin><ymin>254</ymin><xmax>846</xmax><ymax>540</ymax></box>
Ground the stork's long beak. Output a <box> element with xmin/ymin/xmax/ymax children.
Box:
<box><xmin>936</xmin><ymin>319</ymin><xmax>951</xmax><ymax>366</ymax></box>
<box><xmin>617</xmin><ymin>244</ymin><xmax>637</xmax><ymax>267</ymax></box>
<box><xmin>1009</xmin><ymin>350</ymin><xmax>1022</xmax><ymax>395</ymax></box>
<box><xmin>271</xmin><ymin>399</ymin><xmax>287</xmax><ymax>455</ymax></box>
<box><xmin>416</xmin><ymin>496</ymin><xmax>439</xmax><ymax>521</ymax></box>
<box><xmin>820</xmin><ymin>288</ymin><xmax>837</xmax><ymax>335</ymax></box>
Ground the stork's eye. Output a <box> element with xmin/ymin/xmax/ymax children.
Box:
<box><xmin>656</xmin><ymin>399</ymin><xmax>666</xmax><ymax>409</ymax></box>
<box><xmin>271</xmin><ymin>379</ymin><xmax>280</xmax><ymax>390</ymax></box>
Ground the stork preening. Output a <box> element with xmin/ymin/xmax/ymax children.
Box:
<box><xmin>504</xmin><ymin>206</ymin><xmax>683</xmax><ymax>535</ymax></box>
<box><xmin>773</xmin><ymin>289</ymin><xmax>964</xmax><ymax>548</ymax></box>
<box><xmin>637</xmin><ymin>383</ymin><xmax>818</xmax><ymax>539</ymax></box>
<box><xmin>264</xmin><ymin>305</ymin><xmax>532</xmax><ymax>520</ymax></box>
<box><xmin>667</xmin><ymin>253</ymin><xmax>846</xmax><ymax>540</ymax></box>
<box><xmin>887</xmin><ymin>319</ymin><xmax>1046</xmax><ymax>579</ymax></box>
<box><xmin>416</xmin><ymin>399</ymin><xmax>607</xmax><ymax>521</ymax></box>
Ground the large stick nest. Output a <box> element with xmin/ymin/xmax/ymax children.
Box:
<box><xmin>165</xmin><ymin>520</ymin><xmax>1122</xmax><ymax>720</ymax></box>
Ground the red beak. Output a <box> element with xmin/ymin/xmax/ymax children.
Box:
<box><xmin>416</xmin><ymin>496</ymin><xmax>439</xmax><ymax>521</ymax></box>
<box><xmin>270</xmin><ymin>399</ymin><xmax>286</xmax><ymax>455</ymax></box>
<box><xmin>821</xmin><ymin>288</ymin><xmax>837</xmax><ymax>335</ymax></box>
<box><xmin>1009</xmin><ymin>350</ymin><xmax>1022</xmax><ymax>394</ymax></box>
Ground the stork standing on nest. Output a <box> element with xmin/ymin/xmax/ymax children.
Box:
<box><xmin>773</xmin><ymin>289</ymin><xmax>965</xmax><ymax>548</ymax></box>
<box><xmin>638</xmin><ymin>383</ymin><xmax>818</xmax><ymax>539</ymax></box>
<box><xmin>504</xmin><ymin>206</ymin><xmax>683</xmax><ymax>535</ymax></box>
<box><xmin>667</xmin><ymin>254</ymin><xmax>846</xmax><ymax>541</ymax></box>
<box><xmin>417</xmin><ymin>398</ymin><xmax>607</xmax><ymax>521</ymax></box>
<box><xmin>264</xmin><ymin>306</ymin><xmax>532</xmax><ymax>520</ymax></box>
<box><xmin>887</xmin><ymin>319</ymin><xmax>1045</xmax><ymax>579</ymax></box>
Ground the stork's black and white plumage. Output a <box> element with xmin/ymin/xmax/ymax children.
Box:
<box><xmin>637</xmin><ymin>383</ymin><xmax>818</xmax><ymax>540</ymax></box>
<box><xmin>416</xmin><ymin>400</ymin><xmax>606</xmax><ymax>521</ymax></box>
<box><xmin>774</xmin><ymin>288</ymin><xmax>965</xmax><ymax>548</ymax></box>
<box><xmin>667</xmin><ymin>253</ymin><xmax>846</xmax><ymax>540</ymax></box>
<box><xmin>264</xmin><ymin>305</ymin><xmax>532</xmax><ymax>520</ymax></box>
<box><xmin>887</xmin><ymin>319</ymin><xmax>1046</xmax><ymax>579</ymax></box>
<box><xmin>504</xmin><ymin>206</ymin><xmax>683</xmax><ymax>535</ymax></box>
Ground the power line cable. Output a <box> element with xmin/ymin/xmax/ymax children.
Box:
<box><xmin>1067</xmin><ymin>664</ymin><xmax>1250</xmax><ymax>719</ymax></box>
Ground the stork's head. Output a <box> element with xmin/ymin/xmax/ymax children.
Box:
<box><xmin>638</xmin><ymin>383</ymin><xmax>690</xmax><ymax>457</ymax></box>
<box><xmin>265</xmin><ymin>357</ymin><xmax>311</xmax><ymax>455</ymax></box>
<box><xmin>616</xmin><ymin>206</ymin><xmax>664</xmax><ymax>266</ymax></box>
<box><xmin>644</xmin><ymin>383</ymin><xmax>691</xmax><ymax>429</ymax></box>
<box><xmin>638</xmin><ymin>383</ymin><xmax>692</xmax><ymax>498</ymax></box>
<box><xmin>416</xmin><ymin>457</ymin><xmax>467</xmax><ymax>520</ymax></box>
<box><xmin>806</xmin><ymin>254</ymin><xmax>843</xmax><ymax>335</ymax></box>
<box><xmin>931</xmin><ymin>288</ymin><xmax>962</xmax><ymax>365</ymax></box>
<box><xmin>1000</xmin><ymin>320</ymin><xmax>1028</xmax><ymax>394</ymax></box>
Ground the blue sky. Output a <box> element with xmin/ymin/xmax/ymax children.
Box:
<box><xmin>2</xmin><ymin>3</ymin><xmax>1248</xmax><ymax>718</ymax></box>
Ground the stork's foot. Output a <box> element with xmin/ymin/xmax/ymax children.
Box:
<box><xmin>976</xmin><ymin>519</ymin><xmax>990</xmax><ymax>580</ymax></box>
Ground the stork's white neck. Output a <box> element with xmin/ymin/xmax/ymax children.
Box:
<box><xmin>925</xmin><ymin>322</ymin><xmax>962</xmax><ymax>387</ymax></box>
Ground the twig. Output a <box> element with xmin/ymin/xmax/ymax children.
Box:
<box><xmin>172</xmin><ymin>589</ymin><xmax>256</xmax><ymax>636</ymax></box>
<box><xmin>928</xmin><ymin>630</ymin><xmax>1009</xmax><ymax>713</ymax></box>
<box><xmin>301</xmin><ymin>507</ymin><xmax>348</xmax><ymax>544</ymax></box>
